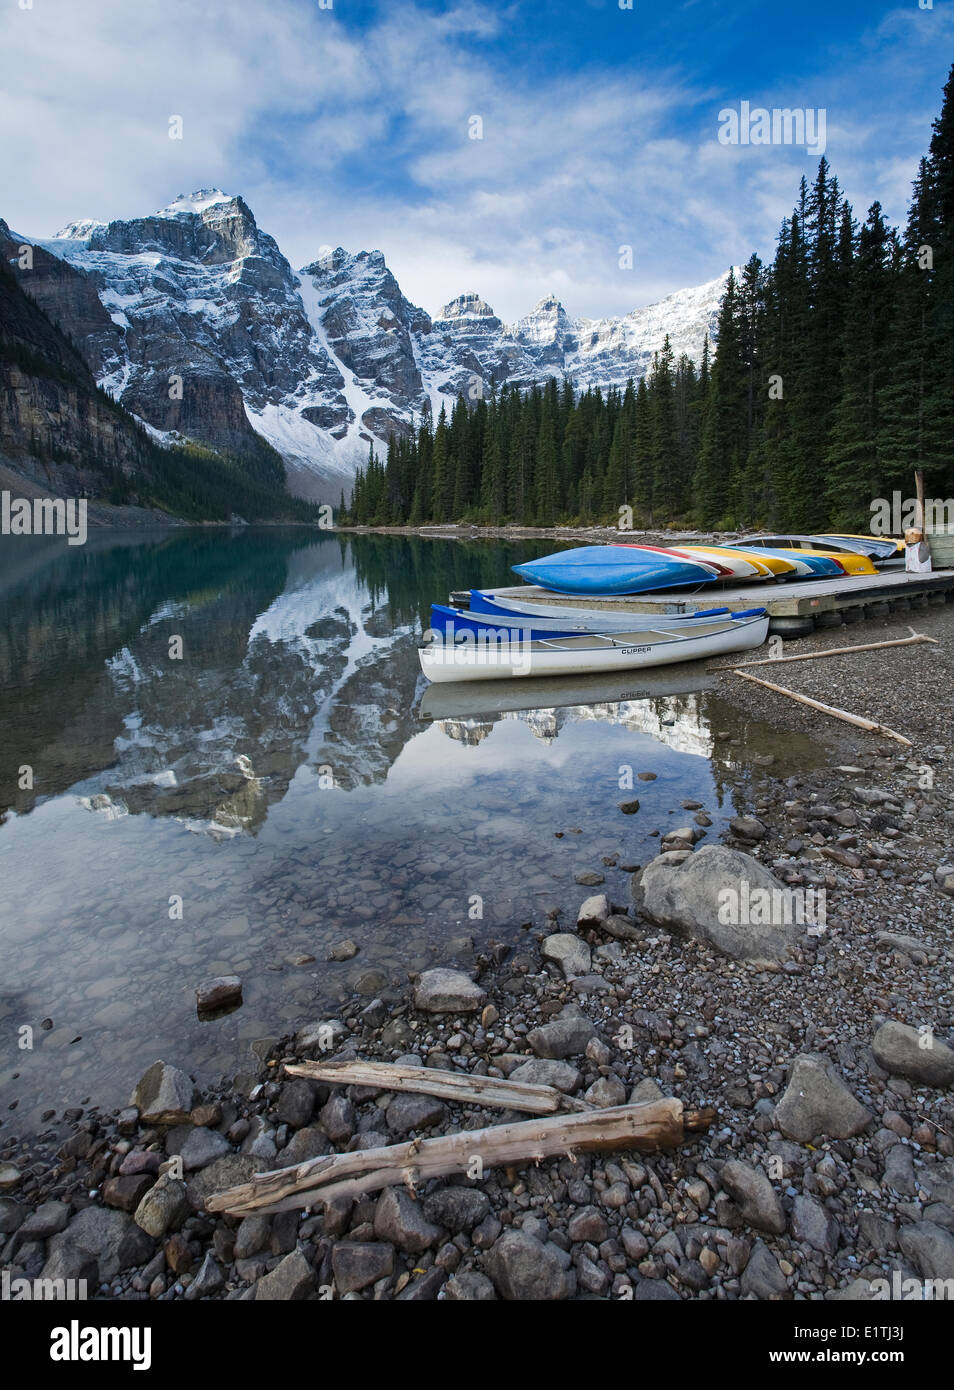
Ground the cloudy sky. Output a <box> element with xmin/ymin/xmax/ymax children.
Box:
<box><xmin>1</xmin><ymin>0</ymin><xmax>950</xmax><ymax>321</ymax></box>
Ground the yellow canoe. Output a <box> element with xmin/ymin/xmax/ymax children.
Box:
<box><xmin>675</xmin><ymin>544</ymin><xmax>792</xmax><ymax>579</ymax></box>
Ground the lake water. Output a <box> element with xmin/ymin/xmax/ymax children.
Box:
<box><xmin>0</xmin><ymin>529</ymin><xmax>827</xmax><ymax>1132</ymax></box>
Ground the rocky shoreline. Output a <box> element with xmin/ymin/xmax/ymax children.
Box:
<box><xmin>2</xmin><ymin>614</ymin><xmax>953</xmax><ymax>1302</ymax></box>
<box><xmin>333</xmin><ymin>522</ymin><xmax>728</xmax><ymax>544</ymax></box>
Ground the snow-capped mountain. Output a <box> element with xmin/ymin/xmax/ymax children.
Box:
<box><xmin>16</xmin><ymin>189</ymin><xmax>729</xmax><ymax>500</ymax></box>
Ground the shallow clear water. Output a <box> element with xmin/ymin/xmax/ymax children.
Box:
<box><xmin>0</xmin><ymin>529</ymin><xmax>827</xmax><ymax>1132</ymax></box>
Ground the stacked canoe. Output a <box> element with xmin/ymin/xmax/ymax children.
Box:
<box><xmin>416</xmin><ymin>533</ymin><xmax>899</xmax><ymax>685</ymax></box>
<box><xmin>510</xmin><ymin>536</ymin><xmax>890</xmax><ymax>595</ymax></box>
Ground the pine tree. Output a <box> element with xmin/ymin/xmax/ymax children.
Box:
<box><xmin>922</xmin><ymin>63</ymin><xmax>954</xmax><ymax>489</ymax></box>
<box><xmin>825</xmin><ymin>203</ymin><xmax>897</xmax><ymax>527</ymax></box>
<box><xmin>632</xmin><ymin>377</ymin><xmax>654</xmax><ymax>522</ymax></box>
<box><xmin>649</xmin><ymin>338</ymin><xmax>678</xmax><ymax>521</ymax></box>
<box><xmin>694</xmin><ymin>270</ymin><xmax>746</xmax><ymax>526</ymax></box>
<box><xmin>429</xmin><ymin>405</ymin><xmax>452</xmax><ymax>521</ymax></box>
<box><xmin>879</xmin><ymin>159</ymin><xmax>933</xmax><ymax>494</ymax></box>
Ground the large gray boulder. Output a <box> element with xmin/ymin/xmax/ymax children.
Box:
<box><xmin>720</xmin><ymin>1160</ymin><xmax>786</xmax><ymax>1234</ymax></box>
<box><xmin>254</xmin><ymin>1249</ymin><xmax>315</xmax><ymax>1300</ymax></box>
<box><xmin>898</xmin><ymin>1221</ymin><xmax>954</xmax><ymax>1282</ymax></box>
<box><xmin>42</xmin><ymin>1207</ymin><xmax>145</xmax><ymax>1285</ymax></box>
<box><xmin>509</xmin><ymin>1059</ymin><xmax>582</xmax><ymax>1093</ymax></box>
<box><xmin>331</xmin><ymin>1242</ymin><xmax>393</xmax><ymax>1294</ymax></box>
<box><xmin>740</xmin><ymin>1240</ymin><xmax>790</xmax><ymax>1299</ymax></box>
<box><xmin>526</xmin><ymin>1016</ymin><xmax>598</xmax><ymax>1060</ymax></box>
<box><xmin>373</xmin><ymin>1187</ymin><xmax>442</xmax><ymax>1253</ymax></box>
<box><xmin>774</xmin><ymin>1054</ymin><xmax>871</xmax><ymax>1142</ymax></box>
<box><xmin>413</xmin><ymin>969</ymin><xmax>485</xmax><ymax>1014</ymax></box>
<box><xmin>541</xmin><ymin>934</ymin><xmax>592</xmax><ymax>979</ymax></box>
<box><xmin>484</xmin><ymin>1231</ymin><xmax>570</xmax><ymax>1300</ymax></box>
<box><xmin>872</xmin><ymin>1022</ymin><xmax>954</xmax><ymax>1088</ymax></box>
<box><xmin>634</xmin><ymin>845</ymin><xmax>807</xmax><ymax>962</ymax></box>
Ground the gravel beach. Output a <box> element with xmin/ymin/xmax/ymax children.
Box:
<box><xmin>2</xmin><ymin>603</ymin><xmax>952</xmax><ymax>1302</ymax></box>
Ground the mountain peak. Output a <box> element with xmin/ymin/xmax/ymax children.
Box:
<box><xmin>438</xmin><ymin>293</ymin><xmax>496</xmax><ymax>320</ymax></box>
<box><xmin>53</xmin><ymin>217</ymin><xmax>107</xmax><ymax>241</ymax></box>
<box><xmin>157</xmin><ymin>189</ymin><xmax>235</xmax><ymax>218</ymax></box>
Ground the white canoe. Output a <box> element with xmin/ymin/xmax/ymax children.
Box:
<box><xmin>661</xmin><ymin>545</ymin><xmax>770</xmax><ymax>580</ymax></box>
<box><xmin>419</xmin><ymin>612</ymin><xmax>769</xmax><ymax>683</ymax></box>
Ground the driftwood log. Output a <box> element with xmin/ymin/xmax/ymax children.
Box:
<box><xmin>720</xmin><ymin>629</ymin><xmax>938</xmax><ymax>671</ymax></box>
<box><xmin>206</xmin><ymin>1099</ymin><xmax>715</xmax><ymax>1217</ymax></box>
<box><xmin>729</xmin><ymin>668</ymin><xmax>913</xmax><ymax>746</ymax></box>
<box><xmin>283</xmin><ymin>1058</ymin><xmax>590</xmax><ymax>1114</ymax></box>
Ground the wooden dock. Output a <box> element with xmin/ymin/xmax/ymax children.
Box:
<box><xmin>452</xmin><ymin>567</ymin><xmax>954</xmax><ymax>637</ymax></box>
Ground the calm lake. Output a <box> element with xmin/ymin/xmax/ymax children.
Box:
<box><xmin>0</xmin><ymin>529</ymin><xmax>827</xmax><ymax>1132</ymax></box>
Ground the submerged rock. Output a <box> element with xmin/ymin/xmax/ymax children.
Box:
<box><xmin>195</xmin><ymin>976</ymin><xmax>242</xmax><ymax>1013</ymax></box>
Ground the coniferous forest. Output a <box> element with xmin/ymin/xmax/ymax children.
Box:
<box><xmin>343</xmin><ymin>67</ymin><xmax>954</xmax><ymax>533</ymax></box>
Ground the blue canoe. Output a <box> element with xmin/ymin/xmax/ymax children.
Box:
<box><xmin>430</xmin><ymin>604</ymin><xmax>597</xmax><ymax>642</ymax></box>
<box><xmin>728</xmin><ymin>545</ymin><xmax>843</xmax><ymax>578</ymax></box>
<box><xmin>511</xmin><ymin>545</ymin><xmax>718</xmax><ymax>595</ymax></box>
<box><xmin>431</xmin><ymin>602</ymin><xmax>767</xmax><ymax>643</ymax></box>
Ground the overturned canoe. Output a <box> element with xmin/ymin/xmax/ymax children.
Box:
<box><xmin>817</xmin><ymin>534</ymin><xmax>903</xmax><ymax>560</ymax></box>
<box><xmin>727</xmin><ymin>545</ymin><xmax>846</xmax><ymax>578</ymax></box>
<box><xmin>418</xmin><ymin>610</ymin><xmax>769</xmax><ymax>683</ymax></box>
<box><xmin>659</xmin><ymin>544</ymin><xmax>782</xmax><ymax>580</ymax></box>
<box><xmin>468</xmin><ymin>590</ymin><xmax>732</xmax><ymax>625</ymax></box>
<box><xmin>430</xmin><ymin>602</ymin><xmax>726</xmax><ymax>642</ymax></box>
<box><xmin>512</xmin><ymin>545</ymin><xmax>719</xmax><ymax>595</ymax></box>
<box><xmin>731</xmin><ymin>538</ymin><xmax>878</xmax><ymax>576</ymax></box>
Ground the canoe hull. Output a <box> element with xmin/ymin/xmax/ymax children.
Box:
<box><xmin>430</xmin><ymin>603</ymin><xmax>729</xmax><ymax>641</ymax></box>
<box><xmin>419</xmin><ymin>614</ymin><xmax>770</xmax><ymax>683</ymax></box>
<box><xmin>728</xmin><ymin>546</ymin><xmax>843</xmax><ymax>578</ymax></box>
<box><xmin>468</xmin><ymin>591</ymin><xmax>732</xmax><ymax>625</ymax></box>
<box><xmin>512</xmin><ymin>545</ymin><xmax>718</xmax><ymax>595</ymax></box>
<box><xmin>664</xmin><ymin>545</ymin><xmax>774</xmax><ymax>580</ymax></box>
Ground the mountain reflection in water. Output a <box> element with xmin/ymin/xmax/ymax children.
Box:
<box><xmin>0</xmin><ymin>530</ymin><xmax>827</xmax><ymax>1130</ymax></box>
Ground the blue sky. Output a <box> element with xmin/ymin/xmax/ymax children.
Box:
<box><xmin>1</xmin><ymin>0</ymin><xmax>951</xmax><ymax>320</ymax></box>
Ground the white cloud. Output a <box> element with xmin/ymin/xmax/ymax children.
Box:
<box><xmin>0</xmin><ymin>0</ymin><xmax>947</xmax><ymax>323</ymax></box>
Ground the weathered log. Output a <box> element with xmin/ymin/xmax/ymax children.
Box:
<box><xmin>283</xmin><ymin>1058</ymin><xmax>589</xmax><ymax>1115</ymax></box>
<box><xmin>721</xmin><ymin>630</ymin><xmax>938</xmax><ymax>671</ymax></box>
<box><xmin>729</xmin><ymin>669</ymin><xmax>913</xmax><ymax>746</ymax></box>
<box><xmin>206</xmin><ymin>1099</ymin><xmax>715</xmax><ymax>1216</ymax></box>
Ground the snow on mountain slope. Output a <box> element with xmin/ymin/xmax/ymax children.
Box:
<box><xmin>19</xmin><ymin>189</ymin><xmax>730</xmax><ymax>498</ymax></box>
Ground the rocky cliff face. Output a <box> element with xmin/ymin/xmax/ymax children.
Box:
<box><xmin>0</xmin><ymin>217</ymin><xmax>314</xmax><ymax>524</ymax></box>
<box><xmin>0</xmin><ymin>221</ymin><xmax>161</xmax><ymax>495</ymax></box>
<box><xmin>8</xmin><ymin>189</ymin><xmax>730</xmax><ymax>499</ymax></box>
